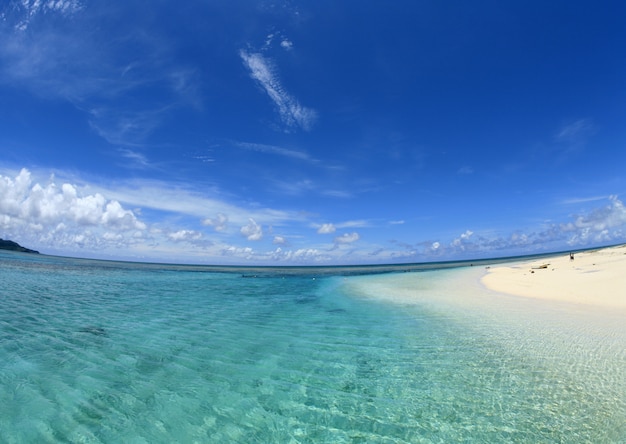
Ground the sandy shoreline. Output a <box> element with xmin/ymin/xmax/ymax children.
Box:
<box><xmin>481</xmin><ymin>244</ymin><xmax>626</xmax><ymax>308</ymax></box>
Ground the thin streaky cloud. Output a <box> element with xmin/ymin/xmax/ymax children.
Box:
<box><xmin>79</xmin><ymin>175</ymin><xmax>311</xmax><ymax>230</ymax></box>
<box><xmin>118</xmin><ymin>149</ymin><xmax>151</xmax><ymax>169</ymax></box>
<box><xmin>336</xmin><ymin>220</ymin><xmax>369</xmax><ymax>229</ymax></box>
<box><xmin>322</xmin><ymin>189</ymin><xmax>353</xmax><ymax>198</ymax></box>
<box><xmin>0</xmin><ymin>10</ymin><xmax>201</xmax><ymax>148</ymax></box>
<box><xmin>234</xmin><ymin>141</ymin><xmax>315</xmax><ymax>162</ymax></box>
<box><xmin>240</xmin><ymin>50</ymin><xmax>317</xmax><ymax>131</ymax></box>
<box><xmin>561</xmin><ymin>195</ymin><xmax>610</xmax><ymax>205</ymax></box>
<box><xmin>555</xmin><ymin>118</ymin><xmax>594</xmax><ymax>144</ymax></box>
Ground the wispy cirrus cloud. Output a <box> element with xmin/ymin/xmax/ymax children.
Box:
<box><xmin>555</xmin><ymin>118</ymin><xmax>594</xmax><ymax>144</ymax></box>
<box><xmin>240</xmin><ymin>50</ymin><xmax>317</xmax><ymax>131</ymax></box>
<box><xmin>553</xmin><ymin>118</ymin><xmax>595</xmax><ymax>156</ymax></box>
<box><xmin>233</xmin><ymin>141</ymin><xmax>316</xmax><ymax>162</ymax></box>
<box><xmin>0</xmin><ymin>3</ymin><xmax>201</xmax><ymax>147</ymax></box>
<box><xmin>8</xmin><ymin>0</ymin><xmax>82</xmax><ymax>31</ymax></box>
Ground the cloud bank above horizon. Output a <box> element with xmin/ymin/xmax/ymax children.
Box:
<box><xmin>1</xmin><ymin>168</ymin><xmax>625</xmax><ymax>264</ymax></box>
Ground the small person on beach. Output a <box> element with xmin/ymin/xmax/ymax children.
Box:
<box><xmin>570</xmin><ymin>252</ymin><xmax>574</xmax><ymax>260</ymax></box>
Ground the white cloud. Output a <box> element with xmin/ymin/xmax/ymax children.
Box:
<box><xmin>202</xmin><ymin>212</ymin><xmax>228</xmax><ymax>232</ymax></box>
<box><xmin>241</xmin><ymin>218</ymin><xmax>263</xmax><ymax>241</ymax></box>
<box><xmin>269</xmin><ymin>247</ymin><xmax>328</xmax><ymax>263</ymax></box>
<box><xmin>263</xmin><ymin>32</ymin><xmax>293</xmax><ymax>51</ymax></box>
<box><xmin>168</xmin><ymin>229</ymin><xmax>202</xmax><ymax>242</ymax></box>
<box><xmin>0</xmin><ymin>168</ymin><xmax>151</xmax><ymax>255</ymax></box>
<box><xmin>451</xmin><ymin>230</ymin><xmax>473</xmax><ymax>247</ymax></box>
<box><xmin>0</xmin><ymin>6</ymin><xmax>201</xmax><ymax>147</ymax></box>
<box><xmin>273</xmin><ymin>235</ymin><xmax>286</xmax><ymax>245</ymax></box>
<box><xmin>233</xmin><ymin>141</ymin><xmax>314</xmax><ymax>162</ymax></box>
<box><xmin>561</xmin><ymin>195</ymin><xmax>608</xmax><ymax>205</ymax></box>
<box><xmin>317</xmin><ymin>223</ymin><xmax>336</xmax><ymax>234</ymax></box>
<box><xmin>428</xmin><ymin>197</ymin><xmax>626</xmax><ymax>257</ymax></box>
<box><xmin>92</xmin><ymin>179</ymin><xmax>301</xmax><ymax>228</ymax></box>
<box><xmin>317</xmin><ymin>220</ymin><xmax>367</xmax><ymax>234</ymax></box>
<box><xmin>88</xmin><ymin>107</ymin><xmax>166</xmax><ymax>147</ymax></box>
<box><xmin>240</xmin><ymin>50</ymin><xmax>317</xmax><ymax>131</ymax></box>
<box><xmin>334</xmin><ymin>232</ymin><xmax>360</xmax><ymax>244</ymax></box>
<box><xmin>0</xmin><ymin>168</ymin><xmax>145</xmax><ymax>231</ymax></box>
<box><xmin>337</xmin><ymin>220</ymin><xmax>369</xmax><ymax>228</ymax></box>
<box><xmin>561</xmin><ymin>195</ymin><xmax>626</xmax><ymax>243</ymax></box>
<box><xmin>222</xmin><ymin>245</ymin><xmax>254</xmax><ymax>259</ymax></box>
<box><xmin>119</xmin><ymin>149</ymin><xmax>151</xmax><ymax>168</ymax></box>
<box><xmin>11</xmin><ymin>0</ymin><xmax>82</xmax><ymax>31</ymax></box>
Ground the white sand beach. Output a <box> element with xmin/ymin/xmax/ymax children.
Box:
<box><xmin>481</xmin><ymin>244</ymin><xmax>626</xmax><ymax>308</ymax></box>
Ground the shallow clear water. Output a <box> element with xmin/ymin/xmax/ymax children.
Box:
<box><xmin>1</xmin><ymin>251</ymin><xmax>624</xmax><ymax>443</ymax></box>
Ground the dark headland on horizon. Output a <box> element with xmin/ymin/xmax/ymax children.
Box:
<box><xmin>0</xmin><ymin>238</ymin><xmax>40</xmax><ymax>254</ymax></box>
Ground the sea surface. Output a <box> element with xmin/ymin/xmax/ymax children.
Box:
<box><xmin>1</xmin><ymin>250</ymin><xmax>624</xmax><ymax>443</ymax></box>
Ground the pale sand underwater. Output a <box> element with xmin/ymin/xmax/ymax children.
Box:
<box><xmin>342</xmin><ymin>246</ymin><xmax>626</xmax><ymax>440</ymax></box>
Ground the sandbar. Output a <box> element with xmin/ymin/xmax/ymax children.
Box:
<box><xmin>481</xmin><ymin>244</ymin><xmax>626</xmax><ymax>308</ymax></box>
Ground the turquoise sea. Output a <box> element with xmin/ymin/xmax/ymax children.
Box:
<box><xmin>1</xmin><ymin>250</ymin><xmax>625</xmax><ymax>443</ymax></box>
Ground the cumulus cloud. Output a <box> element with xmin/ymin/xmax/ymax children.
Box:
<box><xmin>273</xmin><ymin>235</ymin><xmax>286</xmax><ymax>245</ymax></box>
<box><xmin>334</xmin><ymin>232</ymin><xmax>360</xmax><ymax>244</ymax></box>
<box><xmin>562</xmin><ymin>195</ymin><xmax>626</xmax><ymax>245</ymax></box>
<box><xmin>221</xmin><ymin>245</ymin><xmax>254</xmax><ymax>260</ymax></box>
<box><xmin>317</xmin><ymin>223</ymin><xmax>336</xmax><ymax>234</ymax></box>
<box><xmin>0</xmin><ymin>168</ymin><xmax>149</xmax><ymax>254</ymax></box>
<box><xmin>451</xmin><ymin>230</ymin><xmax>473</xmax><ymax>249</ymax></box>
<box><xmin>427</xmin><ymin>197</ymin><xmax>626</xmax><ymax>258</ymax></box>
<box><xmin>563</xmin><ymin>195</ymin><xmax>626</xmax><ymax>231</ymax></box>
<box><xmin>269</xmin><ymin>247</ymin><xmax>327</xmax><ymax>263</ymax></box>
<box><xmin>0</xmin><ymin>169</ymin><xmax>145</xmax><ymax>231</ymax></box>
<box><xmin>202</xmin><ymin>212</ymin><xmax>228</xmax><ymax>232</ymax></box>
<box><xmin>241</xmin><ymin>218</ymin><xmax>263</xmax><ymax>241</ymax></box>
<box><xmin>240</xmin><ymin>50</ymin><xmax>317</xmax><ymax>131</ymax></box>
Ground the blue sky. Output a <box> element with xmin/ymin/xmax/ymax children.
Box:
<box><xmin>1</xmin><ymin>0</ymin><xmax>626</xmax><ymax>265</ymax></box>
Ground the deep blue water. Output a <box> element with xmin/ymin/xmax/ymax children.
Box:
<box><xmin>1</xmin><ymin>250</ymin><xmax>624</xmax><ymax>443</ymax></box>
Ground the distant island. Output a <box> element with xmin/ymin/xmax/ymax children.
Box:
<box><xmin>0</xmin><ymin>238</ymin><xmax>40</xmax><ymax>254</ymax></box>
